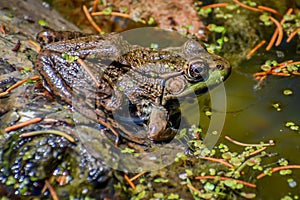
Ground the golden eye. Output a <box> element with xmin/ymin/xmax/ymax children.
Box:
<box><xmin>187</xmin><ymin>61</ymin><xmax>209</xmax><ymax>82</ymax></box>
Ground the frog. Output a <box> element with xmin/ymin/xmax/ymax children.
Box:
<box><xmin>35</xmin><ymin>29</ymin><xmax>231</xmax><ymax>146</ymax></box>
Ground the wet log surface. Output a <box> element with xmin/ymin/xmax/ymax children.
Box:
<box><xmin>0</xmin><ymin>1</ymin><xmax>113</xmax><ymax>199</ymax></box>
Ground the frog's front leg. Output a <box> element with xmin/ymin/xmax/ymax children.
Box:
<box><xmin>36</xmin><ymin>50</ymin><xmax>74</xmax><ymax>103</ymax></box>
<box><xmin>148</xmin><ymin>105</ymin><xmax>177</xmax><ymax>141</ymax></box>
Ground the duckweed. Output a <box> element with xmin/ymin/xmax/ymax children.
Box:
<box><xmin>121</xmin><ymin>147</ymin><xmax>135</xmax><ymax>153</ymax></box>
<box><xmin>283</xmin><ymin>89</ymin><xmax>293</xmax><ymax>96</ymax></box>
<box><xmin>102</xmin><ymin>6</ymin><xmax>113</xmax><ymax>15</ymax></box>
<box><xmin>61</xmin><ymin>53</ymin><xmax>79</xmax><ymax>63</ymax></box>
<box><xmin>287</xmin><ymin>178</ymin><xmax>297</xmax><ymax>188</ymax></box>
<box><xmin>167</xmin><ymin>193</ymin><xmax>179</xmax><ymax>199</ymax></box>
<box><xmin>38</xmin><ymin>19</ymin><xmax>48</xmax><ymax>26</ymax></box>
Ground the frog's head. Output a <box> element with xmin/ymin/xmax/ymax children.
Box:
<box><xmin>181</xmin><ymin>40</ymin><xmax>231</xmax><ymax>94</ymax></box>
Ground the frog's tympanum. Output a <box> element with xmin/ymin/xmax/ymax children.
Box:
<box><xmin>35</xmin><ymin>29</ymin><xmax>230</xmax><ymax>146</ymax></box>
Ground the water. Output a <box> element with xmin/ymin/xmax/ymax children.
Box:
<box><xmin>225</xmin><ymin>62</ymin><xmax>300</xmax><ymax>199</ymax></box>
<box><xmin>130</xmin><ymin>25</ymin><xmax>300</xmax><ymax>198</ymax></box>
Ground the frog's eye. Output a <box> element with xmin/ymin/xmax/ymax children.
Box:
<box><xmin>186</xmin><ymin>61</ymin><xmax>209</xmax><ymax>82</ymax></box>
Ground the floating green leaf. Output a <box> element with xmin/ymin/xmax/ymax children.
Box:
<box><xmin>153</xmin><ymin>193</ymin><xmax>164</xmax><ymax>198</ymax></box>
<box><xmin>279</xmin><ymin>169</ymin><xmax>292</xmax><ymax>175</ymax></box>
<box><xmin>185</xmin><ymin>169</ymin><xmax>193</xmax><ymax>176</ymax></box>
<box><xmin>198</xmin><ymin>8</ymin><xmax>212</xmax><ymax>17</ymax></box>
<box><xmin>61</xmin><ymin>53</ymin><xmax>79</xmax><ymax>63</ymax></box>
<box><xmin>150</xmin><ymin>43</ymin><xmax>159</xmax><ymax>49</ymax></box>
<box><xmin>204</xmin><ymin>182</ymin><xmax>215</xmax><ymax>191</ymax></box>
<box><xmin>38</xmin><ymin>19</ymin><xmax>49</xmax><ymax>26</ymax></box>
<box><xmin>154</xmin><ymin>178</ymin><xmax>169</xmax><ymax>183</ymax></box>
<box><xmin>5</xmin><ymin>176</ymin><xmax>16</xmax><ymax>185</ymax></box>
<box><xmin>240</xmin><ymin>192</ymin><xmax>256</xmax><ymax>199</ymax></box>
<box><xmin>120</xmin><ymin>6</ymin><xmax>128</xmax><ymax>13</ymax></box>
<box><xmin>147</xmin><ymin>17</ymin><xmax>155</xmax><ymax>25</ymax></box>
<box><xmin>5</xmin><ymin>13</ymin><xmax>14</xmax><ymax>18</ymax></box>
<box><xmin>102</xmin><ymin>6</ymin><xmax>113</xmax><ymax>15</ymax></box>
<box><xmin>167</xmin><ymin>193</ymin><xmax>179</xmax><ymax>199</ymax></box>
<box><xmin>283</xmin><ymin>89</ymin><xmax>293</xmax><ymax>96</ymax></box>
<box><xmin>121</xmin><ymin>147</ymin><xmax>135</xmax><ymax>153</ymax></box>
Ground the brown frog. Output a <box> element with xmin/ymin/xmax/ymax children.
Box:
<box><xmin>35</xmin><ymin>29</ymin><xmax>231</xmax><ymax>146</ymax></box>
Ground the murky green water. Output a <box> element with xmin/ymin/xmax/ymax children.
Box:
<box><xmin>221</xmin><ymin>54</ymin><xmax>300</xmax><ymax>198</ymax></box>
<box><xmin>122</xmin><ymin>25</ymin><xmax>300</xmax><ymax>198</ymax></box>
<box><xmin>190</xmin><ymin>0</ymin><xmax>300</xmax><ymax>198</ymax></box>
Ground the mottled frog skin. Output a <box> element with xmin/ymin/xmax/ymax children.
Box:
<box><xmin>35</xmin><ymin>29</ymin><xmax>231</xmax><ymax>146</ymax></box>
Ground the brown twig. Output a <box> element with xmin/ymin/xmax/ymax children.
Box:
<box><xmin>265</xmin><ymin>29</ymin><xmax>278</xmax><ymax>51</ymax></box>
<box><xmin>258</xmin><ymin>6</ymin><xmax>283</xmax><ymax>18</ymax></box>
<box><xmin>225</xmin><ymin>136</ymin><xmax>275</xmax><ymax>147</ymax></box>
<box><xmin>246</xmin><ymin>40</ymin><xmax>266</xmax><ymax>58</ymax></box>
<box><xmin>0</xmin><ymin>91</ymin><xmax>9</xmax><ymax>97</ymax></box>
<box><xmin>77</xmin><ymin>58</ymin><xmax>100</xmax><ymax>87</ymax></box>
<box><xmin>124</xmin><ymin>174</ymin><xmax>136</xmax><ymax>190</ymax></box>
<box><xmin>257</xmin><ymin>165</ymin><xmax>300</xmax><ymax>179</ymax></box>
<box><xmin>0</xmin><ymin>76</ymin><xmax>40</xmax><ymax>97</ymax></box>
<box><xmin>259</xmin><ymin>75</ymin><xmax>267</xmax><ymax>81</ymax></box>
<box><xmin>55</xmin><ymin>172</ymin><xmax>68</xmax><ymax>186</ymax></box>
<box><xmin>201</xmin><ymin>3</ymin><xmax>229</xmax><ymax>9</ymax></box>
<box><xmin>232</xmin><ymin>0</ymin><xmax>262</xmax><ymax>12</ymax></box>
<box><xmin>201</xmin><ymin>157</ymin><xmax>234</xmax><ymax>169</ymax></box>
<box><xmin>271</xmin><ymin>72</ymin><xmax>290</xmax><ymax>76</ymax></box>
<box><xmin>231</xmin><ymin>2</ymin><xmax>291</xmax><ymax>50</ymax></box>
<box><xmin>286</xmin><ymin>27</ymin><xmax>300</xmax><ymax>43</ymax></box>
<box><xmin>7</xmin><ymin>75</ymin><xmax>40</xmax><ymax>93</ymax></box>
<box><xmin>82</xmin><ymin>5</ymin><xmax>102</xmax><ymax>33</ymax></box>
<box><xmin>44</xmin><ymin>180</ymin><xmax>59</xmax><ymax>200</ymax></box>
<box><xmin>253</xmin><ymin>60</ymin><xmax>299</xmax><ymax>81</ymax></box>
<box><xmin>292</xmin><ymin>71</ymin><xmax>300</xmax><ymax>75</ymax></box>
<box><xmin>253</xmin><ymin>71</ymin><xmax>268</xmax><ymax>77</ymax></box>
<box><xmin>92</xmin><ymin>0</ymin><xmax>98</xmax><ymax>12</ymax></box>
<box><xmin>266</xmin><ymin>8</ymin><xmax>293</xmax><ymax>50</ymax></box>
<box><xmin>273</xmin><ymin>60</ymin><xmax>294</xmax><ymax>69</ymax></box>
<box><xmin>187</xmin><ymin>184</ymin><xmax>202</xmax><ymax>196</ymax></box>
<box><xmin>28</xmin><ymin>39</ymin><xmax>41</xmax><ymax>52</ymax></box>
<box><xmin>41</xmin><ymin>183</ymin><xmax>47</xmax><ymax>193</ymax></box>
<box><xmin>248</xmin><ymin>147</ymin><xmax>267</xmax><ymax>157</ymax></box>
<box><xmin>5</xmin><ymin>118</ymin><xmax>42</xmax><ymax>132</ymax></box>
<box><xmin>256</xmin><ymin>75</ymin><xmax>267</xmax><ymax>82</ymax></box>
<box><xmin>11</xmin><ymin>40</ymin><xmax>21</xmax><ymax>52</ymax></box>
<box><xmin>269</xmin><ymin>60</ymin><xmax>293</xmax><ymax>73</ymax></box>
<box><xmin>91</xmin><ymin>11</ymin><xmax>132</xmax><ymax>19</ymax></box>
<box><xmin>195</xmin><ymin>176</ymin><xmax>256</xmax><ymax>188</ymax></box>
<box><xmin>268</xmin><ymin>16</ymin><xmax>283</xmax><ymax>46</ymax></box>
<box><xmin>288</xmin><ymin>61</ymin><xmax>300</xmax><ymax>65</ymax></box>
<box><xmin>20</xmin><ymin>130</ymin><xmax>76</xmax><ymax>143</ymax></box>
<box><xmin>285</xmin><ymin>8</ymin><xmax>294</xmax><ymax>15</ymax></box>
<box><xmin>0</xmin><ymin>24</ymin><xmax>6</xmax><ymax>34</ymax></box>
<box><xmin>130</xmin><ymin>171</ymin><xmax>147</xmax><ymax>182</ymax></box>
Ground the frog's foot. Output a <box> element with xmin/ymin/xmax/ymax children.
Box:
<box><xmin>106</xmin><ymin>117</ymin><xmax>151</xmax><ymax>145</ymax></box>
<box><xmin>149</xmin><ymin>127</ymin><xmax>178</xmax><ymax>142</ymax></box>
<box><xmin>147</xmin><ymin>105</ymin><xmax>177</xmax><ymax>142</ymax></box>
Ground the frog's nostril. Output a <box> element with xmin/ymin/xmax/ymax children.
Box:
<box><xmin>216</xmin><ymin>64</ymin><xmax>224</xmax><ymax>70</ymax></box>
